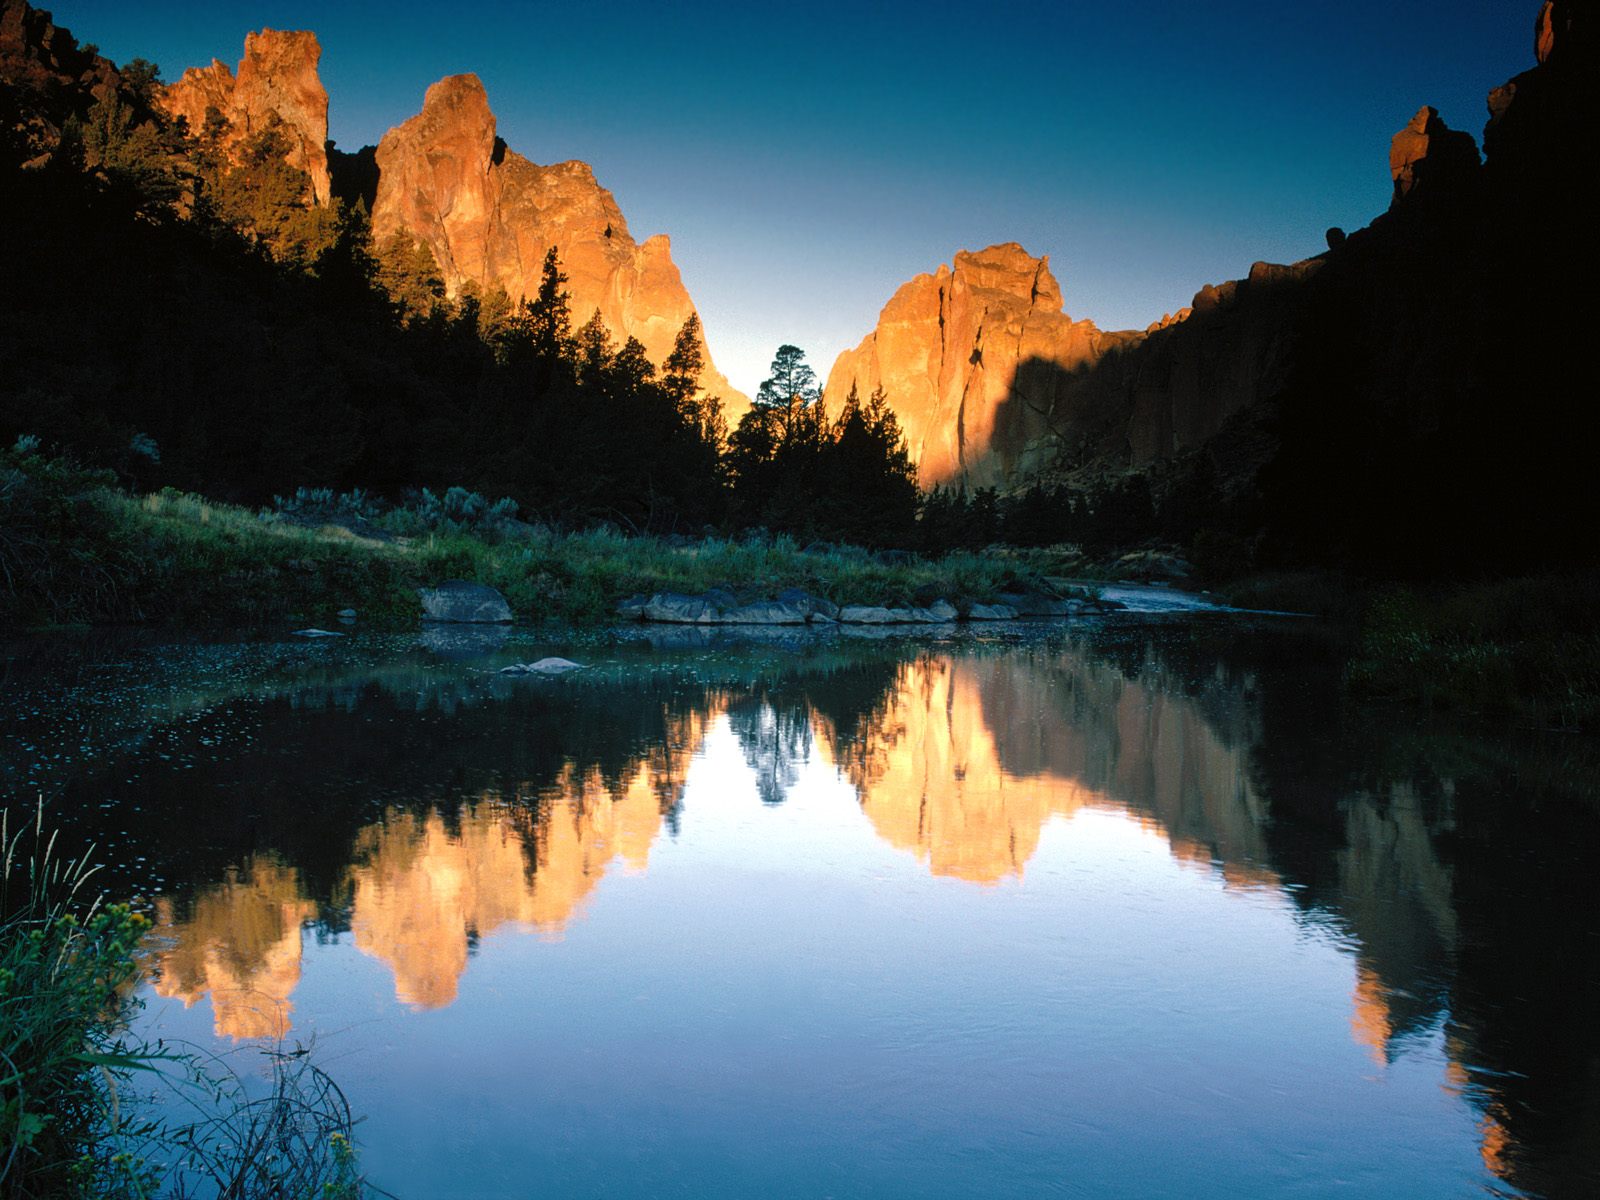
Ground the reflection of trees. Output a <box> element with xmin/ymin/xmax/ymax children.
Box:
<box><xmin>723</xmin><ymin>699</ymin><xmax>812</xmax><ymax>806</ymax></box>
<box><xmin>24</xmin><ymin>626</ymin><xmax>1600</xmax><ymax>1192</ymax></box>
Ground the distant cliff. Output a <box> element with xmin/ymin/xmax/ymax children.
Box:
<box><xmin>162</xmin><ymin>28</ymin><xmax>331</xmax><ymax>204</ymax></box>
<box><xmin>829</xmin><ymin>0</ymin><xmax>1596</xmax><ymax>575</ymax></box>
<box><xmin>825</xmin><ymin>243</ymin><xmax>1317</xmax><ymax>490</ymax></box>
<box><xmin>153</xmin><ymin>26</ymin><xmax>743</xmax><ymax>408</ymax></box>
<box><xmin>368</xmin><ymin>72</ymin><xmax>743</xmax><ymax>411</ymax></box>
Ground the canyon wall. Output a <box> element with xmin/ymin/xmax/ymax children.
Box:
<box><xmin>161</xmin><ymin>29</ymin><xmax>330</xmax><ymax>204</ymax></box>
<box><xmin>369</xmin><ymin>72</ymin><xmax>743</xmax><ymax>410</ymax></box>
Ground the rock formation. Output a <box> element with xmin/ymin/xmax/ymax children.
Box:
<box><xmin>370</xmin><ymin>73</ymin><xmax>744</xmax><ymax>410</ymax></box>
<box><xmin>1388</xmin><ymin>105</ymin><xmax>1480</xmax><ymax>205</ymax></box>
<box><xmin>827</xmin><ymin>243</ymin><xmax>1318</xmax><ymax>489</ymax></box>
<box><xmin>825</xmin><ymin>244</ymin><xmax>1139</xmax><ymax>489</ymax></box>
<box><xmin>0</xmin><ymin>0</ymin><xmax>121</xmax><ymax>165</ymax></box>
<box><xmin>161</xmin><ymin>29</ymin><xmax>330</xmax><ymax>204</ymax></box>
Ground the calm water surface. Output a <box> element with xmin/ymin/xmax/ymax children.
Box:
<box><xmin>3</xmin><ymin>620</ymin><xmax>1596</xmax><ymax>1199</ymax></box>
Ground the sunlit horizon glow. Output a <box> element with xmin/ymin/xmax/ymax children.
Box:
<box><xmin>55</xmin><ymin>0</ymin><xmax>1531</xmax><ymax>395</ymax></box>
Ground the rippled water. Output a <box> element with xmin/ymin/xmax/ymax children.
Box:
<box><xmin>3</xmin><ymin>620</ymin><xmax>1596</xmax><ymax>1199</ymax></box>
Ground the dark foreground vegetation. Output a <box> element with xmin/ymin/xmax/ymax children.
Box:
<box><xmin>0</xmin><ymin>441</ymin><xmax>1064</xmax><ymax>629</ymax></box>
<box><xmin>0</xmin><ymin>805</ymin><xmax>374</xmax><ymax>1199</ymax></box>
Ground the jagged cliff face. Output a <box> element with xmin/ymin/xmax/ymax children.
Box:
<box><xmin>830</xmin><ymin>6</ymin><xmax>1590</xmax><ymax>502</ymax></box>
<box><xmin>825</xmin><ymin>244</ymin><xmax>1136</xmax><ymax>489</ymax></box>
<box><xmin>371</xmin><ymin>73</ymin><xmax>744</xmax><ymax>410</ymax></box>
<box><xmin>827</xmin><ymin>242</ymin><xmax>1319</xmax><ymax>489</ymax></box>
<box><xmin>161</xmin><ymin>29</ymin><xmax>330</xmax><ymax>204</ymax></box>
<box><xmin>149</xmin><ymin>856</ymin><xmax>317</xmax><ymax>1040</ymax></box>
<box><xmin>0</xmin><ymin>0</ymin><xmax>121</xmax><ymax>164</ymax></box>
<box><xmin>156</xmin><ymin>38</ymin><xmax>740</xmax><ymax>406</ymax></box>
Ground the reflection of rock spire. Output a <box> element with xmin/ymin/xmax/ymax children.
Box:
<box><xmin>831</xmin><ymin>653</ymin><xmax>1276</xmax><ymax>887</ymax></box>
<box><xmin>834</xmin><ymin>658</ymin><xmax>1096</xmax><ymax>883</ymax></box>
<box><xmin>150</xmin><ymin>856</ymin><xmax>315</xmax><ymax>1040</ymax></box>
<box><xmin>348</xmin><ymin>768</ymin><xmax>670</xmax><ymax>1009</ymax></box>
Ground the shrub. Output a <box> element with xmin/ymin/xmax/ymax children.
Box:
<box><xmin>0</xmin><ymin>805</ymin><xmax>375</xmax><ymax>1198</ymax></box>
<box><xmin>383</xmin><ymin>487</ymin><xmax>520</xmax><ymax>539</ymax></box>
<box><xmin>266</xmin><ymin>487</ymin><xmax>383</xmax><ymax>527</ymax></box>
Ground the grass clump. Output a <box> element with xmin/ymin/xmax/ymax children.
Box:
<box><xmin>2</xmin><ymin>444</ymin><xmax>1067</xmax><ymax>630</ymax></box>
<box><xmin>1</xmin><ymin>807</ymin><xmax>152</xmax><ymax>1198</ymax></box>
<box><xmin>1</xmin><ymin>804</ymin><xmax>376</xmax><ymax>1198</ymax></box>
<box><xmin>1348</xmin><ymin>573</ymin><xmax>1600</xmax><ymax>731</ymax></box>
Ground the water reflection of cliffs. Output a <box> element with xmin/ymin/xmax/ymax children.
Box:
<box><xmin>825</xmin><ymin>650</ymin><xmax>1277</xmax><ymax>887</ymax></box>
<box><xmin>347</xmin><ymin>757</ymin><xmax>676</xmax><ymax>1009</ymax></box>
<box><xmin>111</xmin><ymin>631</ymin><xmax>1597</xmax><ymax>1194</ymax></box>
<box><xmin>150</xmin><ymin>856</ymin><xmax>316</xmax><ymax>1040</ymax></box>
<box><xmin>150</xmin><ymin>708</ymin><xmax>708</xmax><ymax>1032</ymax></box>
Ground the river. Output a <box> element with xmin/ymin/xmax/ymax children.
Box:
<box><xmin>2</xmin><ymin>617</ymin><xmax>1595</xmax><ymax>1198</ymax></box>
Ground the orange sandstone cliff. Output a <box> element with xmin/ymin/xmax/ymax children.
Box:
<box><xmin>827</xmin><ymin>242</ymin><xmax>1318</xmax><ymax>491</ymax></box>
<box><xmin>161</xmin><ymin>29</ymin><xmax>330</xmax><ymax>204</ymax></box>
<box><xmin>369</xmin><ymin>72</ymin><xmax>744</xmax><ymax>412</ymax></box>
<box><xmin>157</xmin><ymin>34</ymin><xmax>742</xmax><ymax>407</ymax></box>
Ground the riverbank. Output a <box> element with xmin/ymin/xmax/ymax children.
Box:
<box><xmin>0</xmin><ymin>446</ymin><xmax>1063</xmax><ymax>631</ymax></box>
<box><xmin>1220</xmin><ymin>568</ymin><xmax>1600</xmax><ymax>732</ymax></box>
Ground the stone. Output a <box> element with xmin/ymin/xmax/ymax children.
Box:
<box><xmin>642</xmin><ymin>593</ymin><xmax>720</xmax><ymax>624</ymax></box>
<box><xmin>615</xmin><ymin>594</ymin><xmax>649</xmax><ymax>620</ymax></box>
<box><xmin>293</xmin><ymin>628</ymin><xmax>344</xmax><ymax>638</ymax></box>
<box><xmin>838</xmin><ymin>605</ymin><xmax>905</xmax><ymax>624</ymax></box>
<box><xmin>162</xmin><ymin>29</ymin><xmax>331</xmax><ymax>204</ymax></box>
<box><xmin>336</xmin><ymin>608</ymin><xmax>357</xmax><ymax>619</ymax></box>
<box><xmin>1388</xmin><ymin>105</ymin><xmax>1480</xmax><ymax>205</ymax></box>
<box><xmin>966</xmin><ymin>603</ymin><xmax>1019</xmax><ymax>621</ymax></box>
<box><xmin>500</xmin><ymin>657</ymin><xmax>584</xmax><ymax>675</ymax></box>
<box><xmin>837</xmin><ymin>604</ymin><xmax>955</xmax><ymax>625</ymax></box>
<box><xmin>418</xmin><ymin>580</ymin><xmax>512</xmax><ymax>623</ymax></box>
<box><xmin>719</xmin><ymin>600</ymin><xmax>809</xmax><ymax>625</ymax></box>
<box><xmin>369</xmin><ymin>74</ymin><xmax>746</xmax><ymax>417</ymax></box>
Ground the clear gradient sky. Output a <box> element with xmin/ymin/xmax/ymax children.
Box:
<box><xmin>55</xmin><ymin>0</ymin><xmax>1531</xmax><ymax>396</ymax></box>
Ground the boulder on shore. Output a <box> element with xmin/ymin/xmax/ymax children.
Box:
<box><xmin>419</xmin><ymin>580</ymin><xmax>513</xmax><ymax>623</ymax></box>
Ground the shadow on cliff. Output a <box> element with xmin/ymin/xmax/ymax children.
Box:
<box><xmin>993</xmin><ymin>0</ymin><xmax>1598</xmax><ymax>578</ymax></box>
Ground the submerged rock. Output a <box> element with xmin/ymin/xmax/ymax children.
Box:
<box><xmin>418</xmin><ymin>580</ymin><xmax>513</xmax><ymax>624</ymax></box>
<box><xmin>500</xmin><ymin>657</ymin><xmax>584</xmax><ymax>675</ymax></box>
<box><xmin>966</xmin><ymin>603</ymin><xmax>1020</xmax><ymax>621</ymax></box>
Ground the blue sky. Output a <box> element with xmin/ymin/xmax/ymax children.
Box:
<box><xmin>57</xmin><ymin>0</ymin><xmax>1532</xmax><ymax>395</ymax></box>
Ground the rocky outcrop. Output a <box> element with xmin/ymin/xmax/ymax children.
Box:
<box><xmin>370</xmin><ymin>73</ymin><xmax>744</xmax><ymax>411</ymax></box>
<box><xmin>418</xmin><ymin>580</ymin><xmax>512</xmax><ymax>623</ymax></box>
<box><xmin>1388</xmin><ymin>105</ymin><xmax>1480</xmax><ymax>205</ymax></box>
<box><xmin>0</xmin><ymin>0</ymin><xmax>121</xmax><ymax>164</ymax></box>
<box><xmin>825</xmin><ymin>244</ymin><xmax>1138</xmax><ymax>489</ymax></box>
<box><xmin>828</xmin><ymin>243</ymin><xmax>1319</xmax><ymax>489</ymax></box>
<box><xmin>161</xmin><ymin>29</ymin><xmax>330</xmax><ymax>204</ymax></box>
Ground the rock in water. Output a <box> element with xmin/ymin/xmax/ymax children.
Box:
<box><xmin>293</xmin><ymin>628</ymin><xmax>344</xmax><ymax>638</ymax></box>
<box><xmin>161</xmin><ymin>29</ymin><xmax>331</xmax><ymax>204</ymax></box>
<box><xmin>500</xmin><ymin>658</ymin><xmax>584</xmax><ymax>675</ymax></box>
<box><xmin>369</xmin><ymin>73</ymin><xmax>746</xmax><ymax>417</ymax></box>
<box><xmin>418</xmin><ymin>581</ymin><xmax>513</xmax><ymax>624</ymax></box>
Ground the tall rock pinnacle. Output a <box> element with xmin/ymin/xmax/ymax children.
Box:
<box><xmin>162</xmin><ymin>29</ymin><xmax>330</xmax><ymax>204</ymax></box>
<box><xmin>370</xmin><ymin>73</ymin><xmax>744</xmax><ymax>411</ymax></box>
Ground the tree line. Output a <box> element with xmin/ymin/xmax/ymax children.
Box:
<box><xmin>0</xmin><ymin>50</ymin><xmax>930</xmax><ymax>545</ymax></box>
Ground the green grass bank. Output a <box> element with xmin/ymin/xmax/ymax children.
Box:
<box><xmin>0</xmin><ymin>446</ymin><xmax>1060</xmax><ymax>630</ymax></box>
